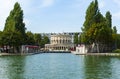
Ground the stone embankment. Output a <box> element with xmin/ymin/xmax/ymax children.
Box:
<box><xmin>1</xmin><ymin>52</ymin><xmax>120</xmax><ymax>56</ymax></box>
<box><xmin>0</xmin><ymin>52</ymin><xmax>41</xmax><ymax>56</ymax></box>
<box><xmin>74</xmin><ymin>53</ymin><xmax>120</xmax><ymax>56</ymax></box>
<box><xmin>0</xmin><ymin>51</ymin><xmax>70</xmax><ymax>56</ymax></box>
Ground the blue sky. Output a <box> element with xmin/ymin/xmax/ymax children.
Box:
<box><xmin>0</xmin><ymin>0</ymin><xmax>120</xmax><ymax>33</ymax></box>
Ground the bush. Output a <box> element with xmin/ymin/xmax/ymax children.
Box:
<box><xmin>112</xmin><ymin>49</ymin><xmax>120</xmax><ymax>53</ymax></box>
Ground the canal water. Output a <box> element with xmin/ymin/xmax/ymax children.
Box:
<box><xmin>0</xmin><ymin>53</ymin><xmax>120</xmax><ymax>79</ymax></box>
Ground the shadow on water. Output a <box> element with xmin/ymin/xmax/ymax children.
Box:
<box><xmin>84</xmin><ymin>56</ymin><xmax>112</xmax><ymax>79</ymax></box>
<box><xmin>0</xmin><ymin>56</ymin><xmax>26</xmax><ymax>79</ymax></box>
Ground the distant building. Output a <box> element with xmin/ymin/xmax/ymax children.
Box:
<box><xmin>45</xmin><ymin>34</ymin><xmax>74</xmax><ymax>51</ymax></box>
<box><xmin>73</xmin><ymin>44</ymin><xmax>88</xmax><ymax>54</ymax></box>
<box><xmin>40</xmin><ymin>32</ymin><xmax>81</xmax><ymax>43</ymax></box>
<box><xmin>21</xmin><ymin>45</ymin><xmax>39</xmax><ymax>53</ymax></box>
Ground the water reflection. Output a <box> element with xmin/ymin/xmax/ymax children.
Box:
<box><xmin>0</xmin><ymin>56</ymin><xmax>25</xmax><ymax>79</ymax></box>
<box><xmin>84</xmin><ymin>56</ymin><xmax>112</xmax><ymax>79</ymax></box>
<box><xmin>0</xmin><ymin>54</ymin><xmax>120</xmax><ymax>79</ymax></box>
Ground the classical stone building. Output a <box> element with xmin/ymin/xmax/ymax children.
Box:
<box><xmin>41</xmin><ymin>32</ymin><xmax>81</xmax><ymax>43</ymax></box>
<box><xmin>45</xmin><ymin>34</ymin><xmax>74</xmax><ymax>51</ymax></box>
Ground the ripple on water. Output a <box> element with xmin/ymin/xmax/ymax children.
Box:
<box><xmin>0</xmin><ymin>54</ymin><xmax>120</xmax><ymax>79</ymax></box>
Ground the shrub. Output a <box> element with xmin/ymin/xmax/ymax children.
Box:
<box><xmin>112</xmin><ymin>49</ymin><xmax>120</xmax><ymax>53</ymax></box>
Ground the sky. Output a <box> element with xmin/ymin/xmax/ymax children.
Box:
<box><xmin>0</xmin><ymin>0</ymin><xmax>120</xmax><ymax>33</ymax></box>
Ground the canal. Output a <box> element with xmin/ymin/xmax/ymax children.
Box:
<box><xmin>0</xmin><ymin>53</ymin><xmax>120</xmax><ymax>79</ymax></box>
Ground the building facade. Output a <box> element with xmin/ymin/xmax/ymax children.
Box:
<box><xmin>45</xmin><ymin>34</ymin><xmax>74</xmax><ymax>51</ymax></box>
<box><xmin>40</xmin><ymin>32</ymin><xmax>81</xmax><ymax>43</ymax></box>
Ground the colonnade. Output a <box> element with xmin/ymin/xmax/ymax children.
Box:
<box><xmin>45</xmin><ymin>34</ymin><xmax>73</xmax><ymax>51</ymax></box>
<box><xmin>51</xmin><ymin>35</ymin><xmax>72</xmax><ymax>44</ymax></box>
<box><xmin>45</xmin><ymin>45</ymin><xmax>70</xmax><ymax>50</ymax></box>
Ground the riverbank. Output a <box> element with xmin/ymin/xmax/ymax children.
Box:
<box><xmin>0</xmin><ymin>52</ymin><xmax>120</xmax><ymax>56</ymax></box>
<box><xmin>42</xmin><ymin>51</ymin><xmax>71</xmax><ymax>53</ymax></box>
<box><xmin>0</xmin><ymin>51</ymin><xmax>71</xmax><ymax>56</ymax></box>
<box><xmin>73</xmin><ymin>53</ymin><xmax>120</xmax><ymax>56</ymax></box>
<box><xmin>0</xmin><ymin>52</ymin><xmax>42</xmax><ymax>56</ymax></box>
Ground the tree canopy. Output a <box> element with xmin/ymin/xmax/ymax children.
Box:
<box><xmin>81</xmin><ymin>0</ymin><xmax>113</xmax><ymax>52</ymax></box>
<box><xmin>83</xmin><ymin>0</ymin><xmax>98</xmax><ymax>32</ymax></box>
<box><xmin>1</xmin><ymin>2</ymin><xmax>26</xmax><ymax>53</ymax></box>
<box><xmin>4</xmin><ymin>2</ymin><xmax>25</xmax><ymax>34</ymax></box>
<box><xmin>74</xmin><ymin>33</ymin><xmax>79</xmax><ymax>45</ymax></box>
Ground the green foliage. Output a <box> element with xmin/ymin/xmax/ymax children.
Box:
<box><xmin>26</xmin><ymin>31</ymin><xmax>35</xmax><ymax>45</ymax></box>
<box><xmin>80</xmin><ymin>33</ymin><xmax>86</xmax><ymax>43</ymax></box>
<box><xmin>25</xmin><ymin>32</ymin><xmax>50</xmax><ymax>48</ymax></box>
<box><xmin>0</xmin><ymin>30</ymin><xmax>23</xmax><ymax>53</ymax></box>
<box><xmin>5</xmin><ymin>31</ymin><xmax>22</xmax><ymax>46</ymax></box>
<box><xmin>106</xmin><ymin>11</ymin><xmax>112</xmax><ymax>28</ymax></box>
<box><xmin>4</xmin><ymin>2</ymin><xmax>25</xmax><ymax>33</ymax></box>
<box><xmin>115</xmin><ymin>34</ymin><xmax>120</xmax><ymax>48</ymax></box>
<box><xmin>0</xmin><ymin>31</ymin><xmax>3</xmax><ymax>46</ymax></box>
<box><xmin>113</xmin><ymin>26</ymin><xmax>117</xmax><ymax>34</ymax></box>
<box><xmin>78</xmin><ymin>34</ymin><xmax>81</xmax><ymax>44</ymax></box>
<box><xmin>4</xmin><ymin>2</ymin><xmax>26</xmax><ymax>45</ymax></box>
<box><xmin>83</xmin><ymin>0</ymin><xmax>98</xmax><ymax>31</ymax></box>
<box><xmin>0</xmin><ymin>2</ymin><xmax>26</xmax><ymax>53</ymax></box>
<box><xmin>74</xmin><ymin>33</ymin><xmax>79</xmax><ymax>45</ymax></box>
<box><xmin>82</xmin><ymin>0</ymin><xmax>99</xmax><ymax>44</ymax></box>
<box><xmin>82</xmin><ymin>0</ymin><xmax>113</xmax><ymax>45</ymax></box>
<box><xmin>81</xmin><ymin>0</ymin><xmax>114</xmax><ymax>52</ymax></box>
<box><xmin>40</xmin><ymin>35</ymin><xmax>50</xmax><ymax>48</ymax></box>
<box><xmin>112</xmin><ymin>49</ymin><xmax>120</xmax><ymax>53</ymax></box>
<box><xmin>0</xmin><ymin>2</ymin><xmax>51</xmax><ymax>52</ymax></box>
<box><xmin>112</xmin><ymin>26</ymin><xmax>117</xmax><ymax>49</ymax></box>
<box><xmin>34</xmin><ymin>33</ymin><xmax>42</xmax><ymax>45</ymax></box>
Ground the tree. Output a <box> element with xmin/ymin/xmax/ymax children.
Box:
<box><xmin>26</xmin><ymin>31</ymin><xmax>35</xmax><ymax>45</ymax></box>
<box><xmin>34</xmin><ymin>33</ymin><xmax>41</xmax><ymax>46</ymax></box>
<box><xmin>81</xmin><ymin>0</ymin><xmax>113</xmax><ymax>52</ymax></box>
<box><xmin>112</xmin><ymin>26</ymin><xmax>117</xmax><ymax>49</ymax></box>
<box><xmin>116</xmin><ymin>34</ymin><xmax>120</xmax><ymax>48</ymax></box>
<box><xmin>83</xmin><ymin>0</ymin><xmax>98</xmax><ymax>31</ymax></box>
<box><xmin>2</xmin><ymin>2</ymin><xmax>26</xmax><ymax>53</ymax></box>
<box><xmin>74</xmin><ymin>33</ymin><xmax>79</xmax><ymax>45</ymax></box>
<box><xmin>0</xmin><ymin>30</ymin><xmax>22</xmax><ymax>53</ymax></box>
<box><xmin>78</xmin><ymin>34</ymin><xmax>81</xmax><ymax>44</ymax></box>
<box><xmin>0</xmin><ymin>31</ymin><xmax>3</xmax><ymax>46</ymax></box>
<box><xmin>113</xmin><ymin>26</ymin><xmax>117</xmax><ymax>34</ymax></box>
<box><xmin>106</xmin><ymin>11</ymin><xmax>112</xmax><ymax>28</ymax></box>
<box><xmin>82</xmin><ymin>0</ymin><xmax>99</xmax><ymax>44</ymax></box>
<box><xmin>88</xmin><ymin>12</ymin><xmax>112</xmax><ymax>52</ymax></box>
<box><xmin>8</xmin><ymin>31</ymin><xmax>22</xmax><ymax>53</ymax></box>
<box><xmin>4</xmin><ymin>2</ymin><xmax>26</xmax><ymax>45</ymax></box>
<box><xmin>40</xmin><ymin>35</ymin><xmax>50</xmax><ymax>48</ymax></box>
